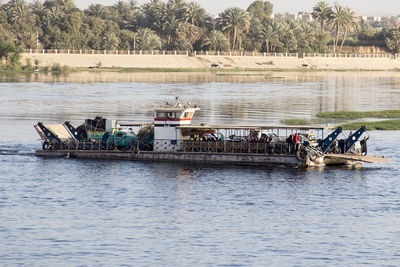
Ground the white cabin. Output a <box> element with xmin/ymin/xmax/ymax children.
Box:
<box><xmin>153</xmin><ymin>99</ymin><xmax>200</xmax><ymax>152</ymax></box>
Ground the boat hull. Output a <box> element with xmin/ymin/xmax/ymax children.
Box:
<box><xmin>36</xmin><ymin>150</ymin><xmax>301</xmax><ymax>166</ymax></box>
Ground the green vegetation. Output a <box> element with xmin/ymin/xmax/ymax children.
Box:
<box><xmin>317</xmin><ymin>110</ymin><xmax>400</xmax><ymax>119</ymax></box>
<box><xmin>115</xmin><ymin>67</ymin><xmax>210</xmax><ymax>73</ymax></box>
<box><xmin>280</xmin><ymin>118</ymin><xmax>325</xmax><ymax>125</ymax></box>
<box><xmin>283</xmin><ymin>110</ymin><xmax>400</xmax><ymax>130</ymax></box>
<box><xmin>0</xmin><ymin>0</ymin><xmax>399</xmax><ymax>60</ymax></box>
<box><xmin>281</xmin><ymin>119</ymin><xmax>314</xmax><ymax>125</ymax></box>
<box><xmin>340</xmin><ymin>119</ymin><xmax>400</xmax><ymax>130</ymax></box>
<box><xmin>215</xmin><ymin>73</ymin><xmax>268</xmax><ymax>76</ymax></box>
<box><xmin>385</xmin><ymin>28</ymin><xmax>400</xmax><ymax>54</ymax></box>
<box><xmin>24</xmin><ymin>57</ymin><xmax>32</xmax><ymax>70</ymax></box>
<box><xmin>0</xmin><ymin>39</ymin><xmax>23</xmax><ymax>69</ymax></box>
<box><xmin>51</xmin><ymin>63</ymin><xmax>71</xmax><ymax>74</ymax></box>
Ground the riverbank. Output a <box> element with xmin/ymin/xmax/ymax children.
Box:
<box><xmin>21</xmin><ymin>53</ymin><xmax>400</xmax><ymax>71</ymax></box>
<box><xmin>282</xmin><ymin>110</ymin><xmax>400</xmax><ymax>130</ymax></box>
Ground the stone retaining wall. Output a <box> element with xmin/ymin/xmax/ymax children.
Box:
<box><xmin>21</xmin><ymin>53</ymin><xmax>400</xmax><ymax>70</ymax></box>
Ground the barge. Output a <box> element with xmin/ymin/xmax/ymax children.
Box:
<box><xmin>35</xmin><ymin>97</ymin><xmax>392</xmax><ymax>167</ymax></box>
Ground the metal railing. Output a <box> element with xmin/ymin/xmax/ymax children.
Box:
<box><xmin>301</xmin><ymin>52</ymin><xmax>397</xmax><ymax>59</ymax></box>
<box><xmin>22</xmin><ymin>49</ymin><xmax>302</xmax><ymax>58</ymax></box>
<box><xmin>44</xmin><ymin>138</ymin><xmax>303</xmax><ymax>155</ymax></box>
<box><xmin>181</xmin><ymin>140</ymin><xmax>292</xmax><ymax>155</ymax></box>
<box><xmin>44</xmin><ymin>139</ymin><xmax>134</xmax><ymax>151</ymax></box>
<box><xmin>24</xmin><ymin>49</ymin><xmax>399</xmax><ymax>59</ymax></box>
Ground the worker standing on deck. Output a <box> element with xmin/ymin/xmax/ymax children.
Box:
<box><xmin>297</xmin><ymin>133</ymin><xmax>303</xmax><ymax>151</ymax></box>
<box><xmin>286</xmin><ymin>134</ymin><xmax>294</xmax><ymax>154</ymax></box>
<box><xmin>293</xmin><ymin>133</ymin><xmax>299</xmax><ymax>152</ymax></box>
<box><xmin>360</xmin><ymin>136</ymin><xmax>369</xmax><ymax>155</ymax></box>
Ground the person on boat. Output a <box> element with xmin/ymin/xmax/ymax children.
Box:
<box><xmin>260</xmin><ymin>133</ymin><xmax>267</xmax><ymax>142</ymax></box>
<box><xmin>286</xmin><ymin>134</ymin><xmax>295</xmax><ymax>154</ymax></box>
<box><xmin>297</xmin><ymin>133</ymin><xmax>303</xmax><ymax>151</ymax></box>
<box><xmin>360</xmin><ymin>136</ymin><xmax>369</xmax><ymax>155</ymax></box>
<box><xmin>293</xmin><ymin>133</ymin><xmax>299</xmax><ymax>152</ymax></box>
<box><xmin>348</xmin><ymin>131</ymin><xmax>353</xmax><ymax>138</ymax></box>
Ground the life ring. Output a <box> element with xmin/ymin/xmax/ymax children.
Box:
<box><xmin>42</xmin><ymin>141</ymin><xmax>50</xmax><ymax>150</ymax></box>
<box><xmin>296</xmin><ymin>147</ymin><xmax>309</xmax><ymax>162</ymax></box>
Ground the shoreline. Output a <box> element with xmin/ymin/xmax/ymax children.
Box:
<box><xmin>21</xmin><ymin>53</ymin><xmax>400</xmax><ymax>71</ymax></box>
<box><xmin>3</xmin><ymin>70</ymin><xmax>400</xmax><ymax>84</ymax></box>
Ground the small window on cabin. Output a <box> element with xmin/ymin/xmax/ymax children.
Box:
<box><xmin>167</xmin><ymin>112</ymin><xmax>176</xmax><ymax>119</ymax></box>
<box><xmin>158</xmin><ymin>112</ymin><xmax>166</xmax><ymax>118</ymax></box>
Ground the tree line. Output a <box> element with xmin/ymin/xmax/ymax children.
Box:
<box><xmin>0</xmin><ymin>0</ymin><xmax>400</xmax><ymax>68</ymax></box>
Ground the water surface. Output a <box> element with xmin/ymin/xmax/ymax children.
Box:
<box><xmin>0</xmin><ymin>72</ymin><xmax>399</xmax><ymax>266</ymax></box>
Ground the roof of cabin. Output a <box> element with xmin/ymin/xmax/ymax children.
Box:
<box><xmin>177</xmin><ymin>124</ymin><xmax>333</xmax><ymax>131</ymax></box>
<box><xmin>154</xmin><ymin>107</ymin><xmax>200</xmax><ymax>112</ymax></box>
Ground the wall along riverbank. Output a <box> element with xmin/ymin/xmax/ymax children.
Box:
<box><xmin>21</xmin><ymin>52</ymin><xmax>400</xmax><ymax>71</ymax></box>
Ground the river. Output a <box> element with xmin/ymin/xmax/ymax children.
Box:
<box><xmin>0</xmin><ymin>71</ymin><xmax>399</xmax><ymax>266</ymax></box>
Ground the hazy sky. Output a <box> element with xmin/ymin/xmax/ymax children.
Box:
<box><xmin>75</xmin><ymin>0</ymin><xmax>400</xmax><ymax>16</ymax></box>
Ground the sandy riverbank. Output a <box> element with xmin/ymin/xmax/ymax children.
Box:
<box><xmin>21</xmin><ymin>53</ymin><xmax>400</xmax><ymax>71</ymax></box>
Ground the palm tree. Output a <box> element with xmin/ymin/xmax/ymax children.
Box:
<box><xmin>261</xmin><ymin>22</ymin><xmax>277</xmax><ymax>53</ymax></box>
<box><xmin>164</xmin><ymin>15</ymin><xmax>180</xmax><ymax>46</ymax></box>
<box><xmin>3</xmin><ymin>0</ymin><xmax>23</xmax><ymax>14</ymax></box>
<box><xmin>155</xmin><ymin>0</ymin><xmax>187</xmax><ymax>46</ymax></box>
<box><xmin>141</xmin><ymin>0</ymin><xmax>162</xmax><ymax>28</ymax></box>
<box><xmin>103</xmin><ymin>32</ymin><xmax>120</xmax><ymax>50</ymax></box>
<box><xmin>113</xmin><ymin>0</ymin><xmax>129</xmax><ymax>19</ymax></box>
<box><xmin>218</xmin><ymin>7</ymin><xmax>250</xmax><ymax>51</ymax></box>
<box><xmin>59</xmin><ymin>0</ymin><xmax>76</xmax><ymax>13</ymax></box>
<box><xmin>31</xmin><ymin>0</ymin><xmax>44</xmax><ymax>16</ymax></box>
<box><xmin>158</xmin><ymin>0</ymin><xmax>186</xmax><ymax>22</ymax></box>
<box><xmin>85</xmin><ymin>4</ymin><xmax>107</xmax><ymax>18</ymax></box>
<box><xmin>185</xmin><ymin>2</ymin><xmax>206</xmax><ymax>26</ymax></box>
<box><xmin>170</xmin><ymin>0</ymin><xmax>187</xmax><ymax>20</ymax></box>
<box><xmin>45</xmin><ymin>4</ymin><xmax>64</xmax><ymax>25</ymax></box>
<box><xmin>136</xmin><ymin>28</ymin><xmax>162</xmax><ymax>50</ymax></box>
<box><xmin>295</xmin><ymin>21</ymin><xmax>315</xmax><ymax>52</ymax></box>
<box><xmin>268</xmin><ymin>20</ymin><xmax>282</xmax><ymax>52</ymax></box>
<box><xmin>339</xmin><ymin>7</ymin><xmax>358</xmax><ymax>51</ymax></box>
<box><xmin>175</xmin><ymin>37</ymin><xmax>192</xmax><ymax>51</ymax></box>
<box><xmin>312</xmin><ymin>1</ymin><xmax>331</xmax><ymax>33</ymax></box>
<box><xmin>128</xmin><ymin>0</ymin><xmax>138</xmax><ymax>15</ymax></box>
<box><xmin>176</xmin><ymin>22</ymin><xmax>203</xmax><ymax>46</ymax></box>
<box><xmin>247</xmin><ymin>0</ymin><xmax>273</xmax><ymax>21</ymax></box>
<box><xmin>18</xmin><ymin>31</ymin><xmax>38</xmax><ymax>48</ymax></box>
<box><xmin>202</xmin><ymin>30</ymin><xmax>229</xmax><ymax>51</ymax></box>
<box><xmin>328</xmin><ymin>4</ymin><xmax>346</xmax><ymax>53</ymax></box>
<box><xmin>5</xmin><ymin>0</ymin><xmax>33</xmax><ymax>26</ymax></box>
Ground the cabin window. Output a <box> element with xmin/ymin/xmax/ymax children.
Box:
<box><xmin>183</xmin><ymin>112</ymin><xmax>193</xmax><ymax>118</ymax></box>
<box><xmin>157</xmin><ymin>112</ymin><xmax>166</xmax><ymax>118</ymax></box>
<box><xmin>167</xmin><ymin>112</ymin><xmax>176</xmax><ymax>119</ymax></box>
